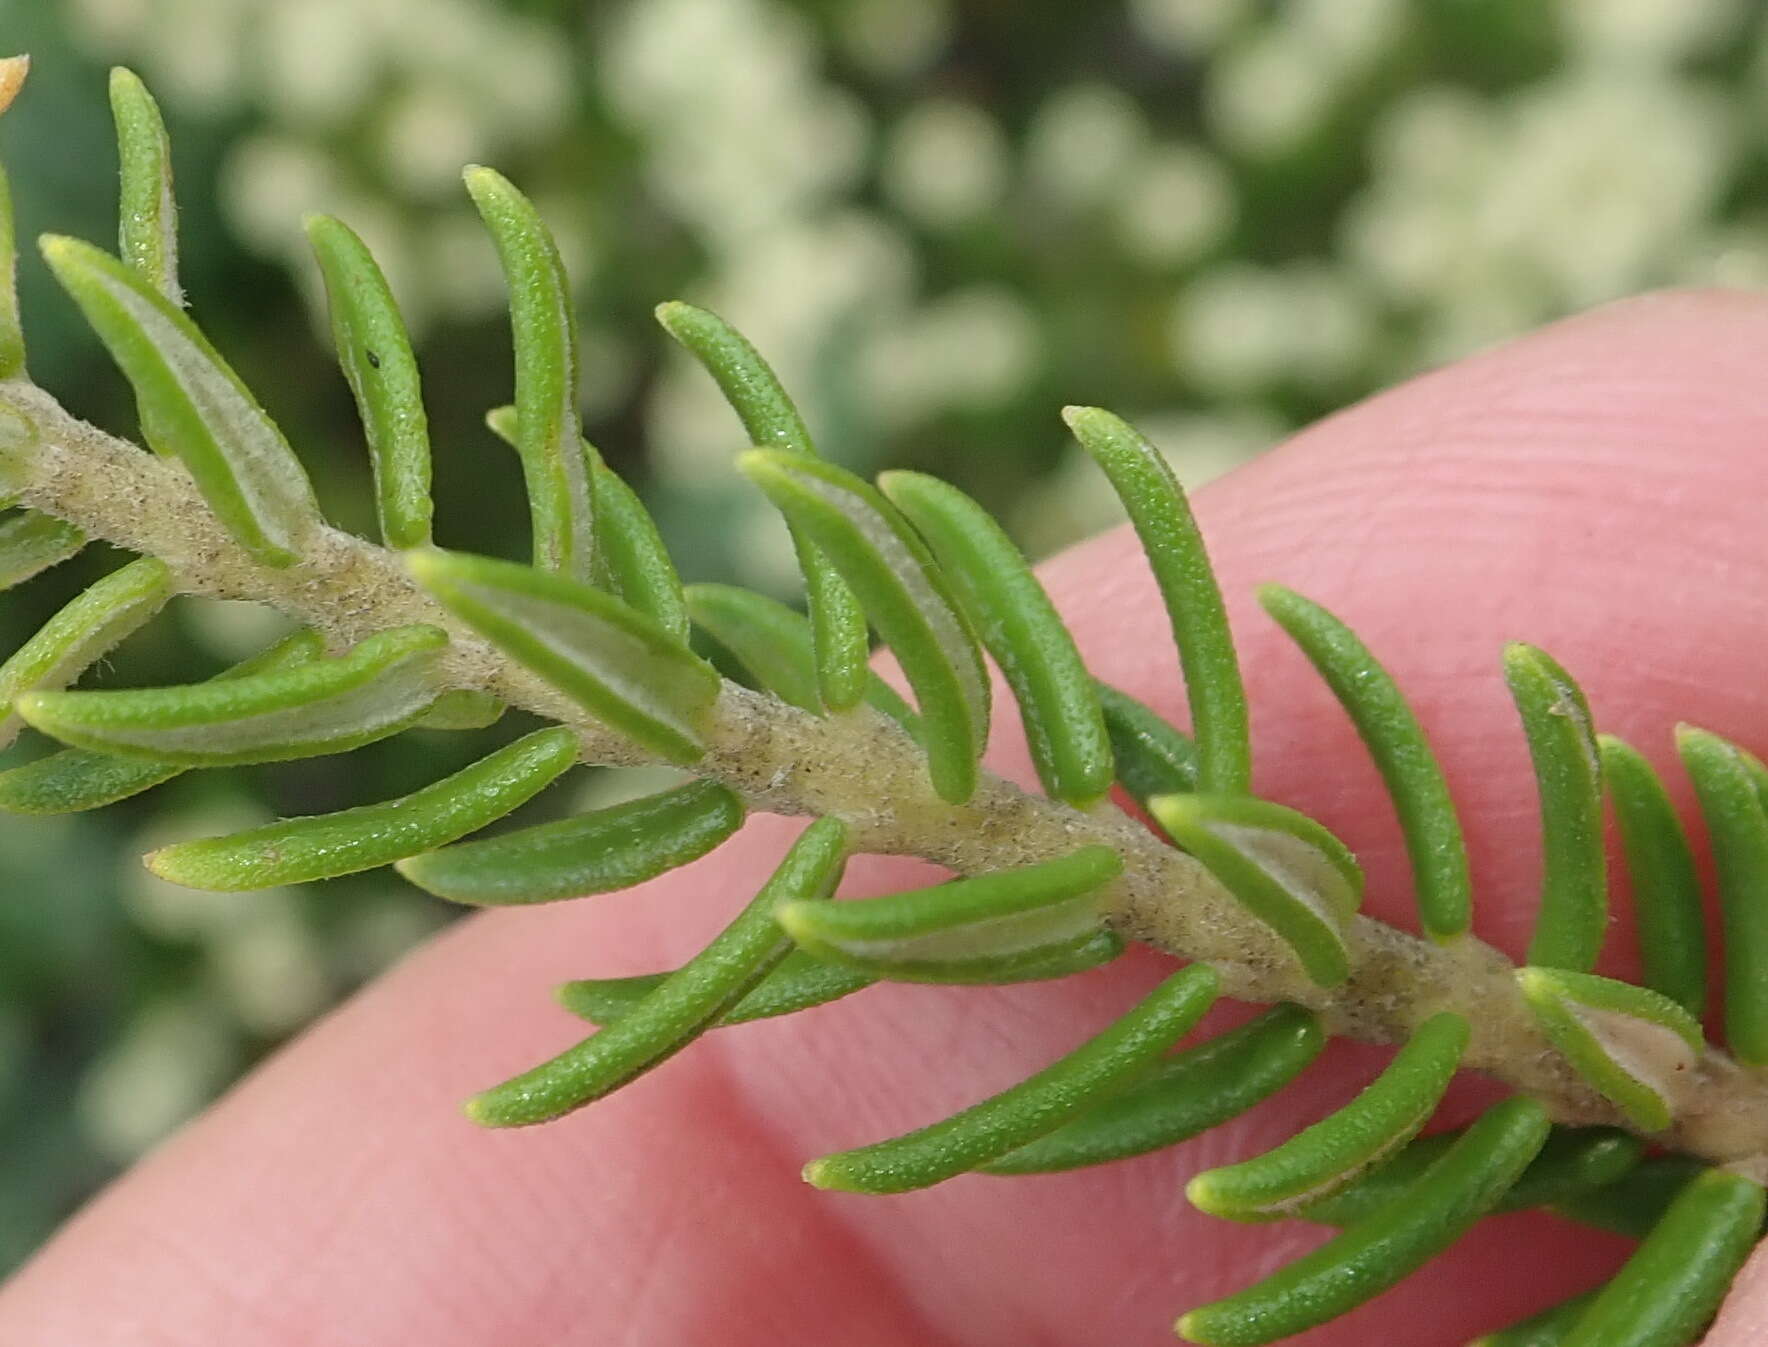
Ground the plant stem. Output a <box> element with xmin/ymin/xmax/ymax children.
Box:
<box><xmin>6</xmin><ymin>378</ymin><xmax>1767</xmax><ymax>1171</ymax></box>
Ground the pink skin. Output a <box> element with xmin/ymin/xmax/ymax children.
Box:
<box><xmin>4</xmin><ymin>290</ymin><xmax>1768</xmax><ymax>1345</ymax></box>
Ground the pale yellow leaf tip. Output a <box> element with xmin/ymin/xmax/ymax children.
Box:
<box><xmin>0</xmin><ymin>57</ymin><xmax>29</xmax><ymax>118</ymax></box>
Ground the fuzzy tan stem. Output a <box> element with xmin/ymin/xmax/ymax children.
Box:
<box><xmin>4</xmin><ymin>379</ymin><xmax>1765</xmax><ymax>1168</ymax></box>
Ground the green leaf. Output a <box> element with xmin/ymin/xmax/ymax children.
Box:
<box><xmin>776</xmin><ymin>846</ymin><xmax>1123</xmax><ymax>984</ymax></box>
<box><xmin>108</xmin><ymin>68</ymin><xmax>180</xmax><ymax>303</ymax></box>
<box><xmin>982</xmin><ymin>1004</ymin><xmax>1324</xmax><ymax>1175</ymax></box>
<box><xmin>1149</xmin><ymin>793</ymin><xmax>1360</xmax><ymax>987</ymax></box>
<box><xmin>1550</xmin><ymin>1155</ymin><xmax>1709</xmax><ymax>1239</ymax></box>
<box><xmin>1176</xmin><ymin>1097</ymin><xmax>1550</xmax><ymax>1346</ymax></box>
<box><xmin>1506</xmin><ymin>644</ymin><xmax>1606</xmax><ymax>972</ymax></box>
<box><xmin>0</xmin><ymin>509</ymin><xmax>84</xmax><ymax>590</ymax></box>
<box><xmin>484</xmin><ymin>405</ymin><xmax>687</xmax><ymax>639</ymax></box>
<box><xmin>560</xmin><ymin>948</ymin><xmax>874</xmax><ymax>1029</ymax></box>
<box><xmin>1300</xmin><ymin>1125</ymin><xmax>1644</xmax><ymax>1228</ymax></box>
<box><xmin>407</xmin><ymin>547</ymin><xmax>721</xmax><ymax>764</ymax></box>
<box><xmin>1260</xmin><ymin>585</ymin><xmax>1470</xmax><ymax>942</ymax></box>
<box><xmin>146</xmin><ymin>726</ymin><xmax>579</xmax><ymax>890</ymax></box>
<box><xmin>1598</xmin><ymin>735</ymin><xmax>1707</xmax><ymax>1017</ymax></box>
<box><xmin>18</xmin><ymin>623</ymin><xmax>447</xmax><ymax>764</ymax></box>
<box><xmin>805</xmin><ymin>962</ymin><xmax>1219</xmax><ymax>1195</ymax></box>
<box><xmin>1518</xmin><ymin>966</ymin><xmax>1702</xmax><ymax>1134</ymax></box>
<box><xmin>1186</xmin><ymin>1011</ymin><xmax>1468</xmax><ymax>1221</ymax></box>
<box><xmin>464</xmin><ymin>167</ymin><xmax>596</xmax><ymax>581</ymax></box>
<box><xmin>740</xmin><ymin>450</ymin><xmax>989</xmax><ymax>803</ymax></box>
<box><xmin>0</xmin><ymin>159</ymin><xmax>22</xmax><ymax>379</ymax></box>
<box><xmin>881</xmin><ymin>470</ymin><xmax>1112</xmax><ymax>807</ymax></box>
<box><xmin>685</xmin><ymin>582</ymin><xmax>917</xmax><ymax>732</ymax></box>
<box><xmin>305</xmin><ymin>214</ymin><xmax>433</xmax><ymax>549</ymax></box>
<box><xmin>0</xmin><ymin>555</ymin><xmax>173</xmax><ymax>750</ymax></box>
<box><xmin>0</xmin><ymin>627</ymin><xmax>323</xmax><ymax>813</ymax></box>
<box><xmin>413</xmin><ymin>687</ymin><xmax>505</xmax><ymax>731</ymax></box>
<box><xmin>468</xmin><ymin>816</ymin><xmax>848</xmax><ymax>1127</ymax></box>
<box><xmin>1468</xmin><ymin>1290</ymin><xmax>1599</xmax><ymax>1347</ymax></box>
<box><xmin>40</xmin><ymin>236</ymin><xmax>321</xmax><ymax>567</ymax></box>
<box><xmin>655</xmin><ymin>300</ymin><xmax>867</xmax><ymax>711</ymax></box>
<box><xmin>1064</xmin><ymin>406</ymin><xmax>1249</xmax><ymax>795</ymax></box>
<box><xmin>1560</xmin><ymin>1169</ymin><xmax>1764</xmax><ymax>1347</ymax></box>
<box><xmin>1095</xmin><ymin>681</ymin><xmax>1199</xmax><ymax>802</ymax></box>
<box><xmin>0</xmin><ymin>395</ymin><xmax>35</xmax><ymax>495</ymax></box>
<box><xmin>1677</xmin><ymin>725</ymin><xmax>1768</xmax><ymax>1064</ymax></box>
<box><xmin>395</xmin><ymin>778</ymin><xmax>743</xmax><ymax>906</ymax></box>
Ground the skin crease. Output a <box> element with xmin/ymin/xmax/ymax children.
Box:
<box><xmin>5</xmin><ymin>292</ymin><xmax>1768</xmax><ymax>1344</ymax></box>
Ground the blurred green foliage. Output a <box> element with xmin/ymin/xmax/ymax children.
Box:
<box><xmin>3</xmin><ymin>0</ymin><xmax>1766</xmax><ymax>1273</ymax></box>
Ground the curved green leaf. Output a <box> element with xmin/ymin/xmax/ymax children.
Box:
<box><xmin>0</xmin><ymin>555</ymin><xmax>172</xmax><ymax>750</ymax></box>
<box><xmin>468</xmin><ymin>816</ymin><xmax>847</xmax><ymax>1127</ymax></box>
<box><xmin>108</xmin><ymin>67</ymin><xmax>180</xmax><ymax>304</ymax></box>
<box><xmin>407</xmin><ymin>547</ymin><xmax>721</xmax><ymax>764</ymax></box>
<box><xmin>0</xmin><ymin>158</ymin><xmax>21</xmax><ymax>379</ymax></box>
<box><xmin>1150</xmin><ymin>793</ymin><xmax>1360</xmax><ymax>987</ymax></box>
<box><xmin>1560</xmin><ymin>1169</ymin><xmax>1764</xmax><ymax>1347</ymax></box>
<box><xmin>0</xmin><ymin>627</ymin><xmax>323</xmax><ymax>813</ymax></box>
<box><xmin>1095</xmin><ymin>681</ymin><xmax>1198</xmax><ymax>802</ymax></box>
<box><xmin>40</xmin><ymin>236</ymin><xmax>321</xmax><ymax>567</ymax></box>
<box><xmin>776</xmin><ymin>846</ymin><xmax>1123</xmax><ymax>984</ymax></box>
<box><xmin>1177</xmin><ymin>1097</ymin><xmax>1550</xmax><ymax>1346</ymax></box>
<box><xmin>305</xmin><ymin>214</ymin><xmax>432</xmax><ymax>549</ymax></box>
<box><xmin>1188</xmin><ymin>1011</ymin><xmax>1468</xmax><ymax>1221</ymax></box>
<box><xmin>1519</xmin><ymin>966</ymin><xmax>1702</xmax><ymax>1133</ymax></box>
<box><xmin>1064</xmin><ymin>406</ymin><xmax>1249</xmax><ymax>795</ymax></box>
<box><xmin>1598</xmin><ymin>735</ymin><xmax>1707</xmax><ymax>1017</ymax></box>
<box><xmin>1469</xmin><ymin>1291</ymin><xmax>1598</xmax><ymax>1347</ymax></box>
<box><xmin>413</xmin><ymin>688</ymin><xmax>505</xmax><ymax>732</ymax></box>
<box><xmin>1506</xmin><ymin>644</ymin><xmax>1606</xmax><ymax>972</ymax></box>
<box><xmin>396</xmin><ymin>777</ymin><xmax>742</xmax><ymax>906</ymax></box>
<box><xmin>18</xmin><ymin>623</ymin><xmax>447</xmax><ymax>764</ymax></box>
<box><xmin>805</xmin><ymin>962</ymin><xmax>1219</xmax><ymax>1195</ymax></box>
<box><xmin>1260</xmin><ymin>585</ymin><xmax>1471</xmax><ymax>942</ymax></box>
<box><xmin>983</xmin><ymin>1004</ymin><xmax>1324</xmax><ymax>1175</ymax></box>
<box><xmin>685</xmin><ymin>582</ymin><xmax>917</xmax><ymax>732</ymax></box>
<box><xmin>0</xmin><ymin>509</ymin><xmax>83</xmax><ymax>590</ymax></box>
<box><xmin>147</xmin><ymin>726</ymin><xmax>579</xmax><ymax>890</ymax></box>
<box><xmin>881</xmin><ymin>470</ymin><xmax>1111</xmax><ymax>807</ymax></box>
<box><xmin>1550</xmin><ymin>1154</ymin><xmax>1709</xmax><ymax>1239</ymax></box>
<box><xmin>740</xmin><ymin>450</ymin><xmax>988</xmax><ymax>803</ymax></box>
<box><xmin>1677</xmin><ymin>725</ymin><xmax>1768</xmax><ymax>1064</ymax></box>
<box><xmin>655</xmin><ymin>300</ymin><xmax>868</xmax><ymax>711</ymax></box>
<box><xmin>464</xmin><ymin>167</ymin><xmax>596</xmax><ymax>581</ymax></box>
<box><xmin>560</xmin><ymin>948</ymin><xmax>874</xmax><ymax>1029</ymax></box>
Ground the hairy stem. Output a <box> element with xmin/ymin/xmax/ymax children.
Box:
<box><xmin>6</xmin><ymin>378</ymin><xmax>1767</xmax><ymax>1170</ymax></box>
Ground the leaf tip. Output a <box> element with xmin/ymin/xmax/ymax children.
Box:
<box><xmin>0</xmin><ymin>56</ymin><xmax>29</xmax><ymax>117</ymax></box>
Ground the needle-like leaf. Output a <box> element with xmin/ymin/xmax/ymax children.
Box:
<box><xmin>395</xmin><ymin>778</ymin><xmax>743</xmax><ymax>906</ymax></box>
<box><xmin>40</xmin><ymin>236</ymin><xmax>322</xmax><ymax>567</ymax></box>
<box><xmin>1468</xmin><ymin>1291</ymin><xmax>1599</xmax><ymax>1346</ymax></box>
<box><xmin>468</xmin><ymin>815</ymin><xmax>848</xmax><ymax>1127</ymax></box>
<box><xmin>146</xmin><ymin>726</ymin><xmax>580</xmax><ymax>890</ymax></box>
<box><xmin>0</xmin><ymin>555</ymin><xmax>172</xmax><ymax>750</ymax></box>
<box><xmin>0</xmin><ymin>153</ymin><xmax>22</xmax><ymax>378</ymax></box>
<box><xmin>1187</xmin><ymin>1011</ymin><xmax>1469</xmax><ymax>1221</ymax></box>
<box><xmin>1064</xmin><ymin>406</ymin><xmax>1249</xmax><ymax>794</ymax></box>
<box><xmin>560</xmin><ymin>948</ymin><xmax>874</xmax><ymax>1029</ymax></box>
<box><xmin>464</xmin><ymin>167</ymin><xmax>596</xmax><ymax>581</ymax></box>
<box><xmin>1095</xmin><ymin>681</ymin><xmax>1199</xmax><ymax>801</ymax></box>
<box><xmin>983</xmin><ymin>1005</ymin><xmax>1324</xmax><ymax>1175</ymax></box>
<box><xmin>407</xmin><ymin>547</ymin><xmax>721</xmax><ymax>764</ymax></box>
<box><xmin>776</xmin><ymin>846</ymin><xmax>1124</xmax><ymax>984</ymax></box>
<box><xmin>0</xmin><ymin>509</ymin><xmax>83</xmax><ymax>590</ymax></box>
<box><xmin>1261</xmin><ymin>585</ymin><xmax>1471</xmax><ymax>942</ymax></box>
<box><xmin>1150</xmin><ymin>793</ymin><xmax>1360</xmax><ymax>987</ymax></box>
<box><xmin>805</xmin><ymin>964</ymin><xmax>1220</xmax><ymax>1195</ymax></box>
<box><xmin>1551</xmin><ymin>1155</ymin><xmax>1710</xmax><ymax>1240</ymax></box>
<box><xmin>881</xmin><ymin>470</ymin><xmax>1112</xmax><ymax>807</ymax></box>
<box><xmin>18</xmin><ymin>624</ymin><xmax>447</xmax><ymax>764</ymax></box>
<box><xmin>1506</xmin><ymin>644</ymin><xmax>1606</xmax><ymax>972</ymax></box>
<box><xmin>0</xmin><ymin>628</ymin><xmax>323</xmax><ymax>813</ymax></box>
<box><xmin>1518</xmin><ymin>966</ymin><xmax>1702</xmax><ymax>1134</ymax></box>
<box><xmin>1677</xmin><ymin>724</ymin><xmax>1768</xmax><ymax>1065</ymax></box>
<box><xmin>305</xmin><ymin>214</ymin><xmax>432</xmax><ymax>549</ymax></box>
<box><xmin>1559</xmin><ymin>1169</ymin><xmax>1764</xmax><ymax>1347</ymax></box>
<box><xmin>655</xmin><ymin>300</ymin><xmax>868</xmax><ymax>711</ymax></box>
<box><xmin>741</xmin><ymin>450</ymin><xmax>989</xmax><ymax>803</ymax></box>
<box><xmin>1177</xmin><ymin>1097</ymin><xmax>1550</xmax><ymax>1346</ymax></box>
<box><xmin>108</xmin><ymin>68</ymin><xmax>180</xmax><ymax>304</ymax></box>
